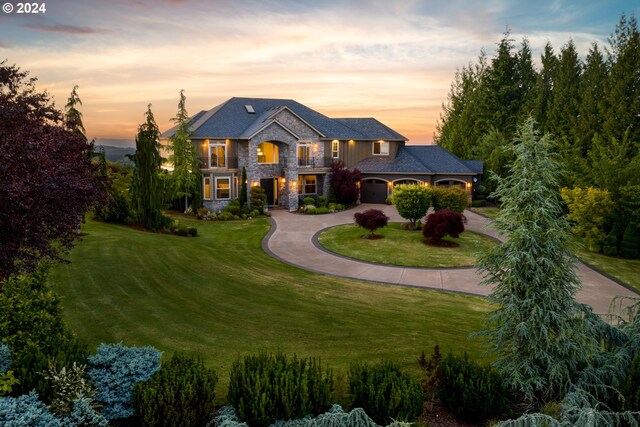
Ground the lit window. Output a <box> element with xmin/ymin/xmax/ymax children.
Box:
<box><xmin>331</xmin><ymin>140</ymin><xmax>339</xmax><ymax>158</ymax></box>
<box><xmin>215</xmin><ymin>177</ymin><xmax>230</xmax><ymax>200</ymax></box>
<box><xmin>298</xmin><ymin>175</ymin><xmax>316</xmax><ymax>195</ymax></box>
<box><xmin>209</xmin><ymin>143</ymin><xmax>226</xmax><ymax>168</ymax></box>
<box><xmin>257</xmin><ymin>142</ymin><xmax>279</xmax><ymax>163</ymax></box>
<box><xmin>373</xmin><ymin>140</ymin><xmax>389</xmax><ymax>155</ymax></box>
<box><xmin>203</xmin><ymin>177</ymin><xmax>212</xmax><ymax>200</ymax></box>
<box><xmin>298</xmin><ymin>143</ymin><xmax>312</xmax><ymax>167</ymax></box>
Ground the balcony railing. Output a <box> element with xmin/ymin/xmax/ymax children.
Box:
<box><xmin>297</xmin><ymin>157</ymin><xmax>332</xmax><ymax>168</ymax></box>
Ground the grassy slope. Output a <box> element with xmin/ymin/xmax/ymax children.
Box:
<box><xmin>50</xmin><ymin>218</ymin><xmax>491</xmax><ymax>398</ymax></box>
<box><xmin>318</xmin><ymin>222</ymin><xmax>497</xmax><ymax>267</ymax></box>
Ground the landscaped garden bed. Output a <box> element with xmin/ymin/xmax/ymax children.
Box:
<box><xmin>318</xmin><ymin>222</ymin><xmax>498</xmax><ymax>267</ymax></box>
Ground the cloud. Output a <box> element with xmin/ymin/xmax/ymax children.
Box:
<box><xmin>22</xmin><ymin>23</ymin><xmax>109</xmax><ymax>35</ymax></box>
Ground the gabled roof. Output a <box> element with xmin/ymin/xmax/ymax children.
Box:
<box><xmin>160</xmin><ymin>97</ymin><xmax>406</xmax><ymax>141</ymax></box>
<box><xmin>355</xmin><ymin>144</ymin><xmax>482</xmax><ymax>175</ymax></box>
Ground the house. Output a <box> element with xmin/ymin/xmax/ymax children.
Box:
<box><xmin>160</xmin><ymin>97</ymin><xmax>482</xmax><ymax>212</ymax></box>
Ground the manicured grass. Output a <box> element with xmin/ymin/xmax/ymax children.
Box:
<box><xmin>49</xmin><ymin>218</ymin><xmax>491</xmax><ymax>401</ymax></box>
<box><xmin>317</xmin><ymin>222</ymin><xmax>498</xmax><ymax>267</ymax></box>
<box><xmin>576</xmin><ymin>247</ymin><xmax>640</xmax><ymax>293</ymax></box>
<box><xmin>469</xmin><ymin>206</ymin><xmax>500</xmax><ymax>220</ymax></box>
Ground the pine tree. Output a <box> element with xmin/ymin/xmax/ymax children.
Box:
<box><xmin>530</xmin><ymin>42</ymin><xmax>558</xmax><ymax>133</ymax></box>
<box><xmin>477</xmin><ymin>118</ymin><xmax>597</xmax><ymax>407</ymax></box>
<box><xmin>168</xmin><ymin>90</ymin><xmax>201</xmax><ymax>212</ymax></box>
<box><xmin>64</xmin><ymin>85</ymin><xmax>87</xmax><ymax>142</ymax></box>
<box><xmin>620</xmin><ymin>221</ymin><xmax>640</xmax><ymax>259</ymax></box>
<box><xmin>131</xmin><ymin>105</ymin><xmax>166</xmax><ymax>230</ymax></box>
<box><xmin>577</xmin><ymin>43</ymin><xmax>608</xmax><ymax>157</ymax></box>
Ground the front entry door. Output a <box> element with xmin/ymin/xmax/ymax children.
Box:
<box><xmin>260</xmin><ymin>178</ymin><xmax>277</xmax><ymax>206</ymax></box>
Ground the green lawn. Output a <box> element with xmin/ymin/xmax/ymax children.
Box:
<box><xmin>318</xmin><ymin>222</ymin><xmax>497</xmax><ymax>267</ymax></box>
<box><xmin>49</xmin><ymin>218</ymin><xmax>491</xmax><ymax>401</ymax></box>
<box><xmin>469</xmin><ymin>206</ymin><xmax>500</xmax><ymax>220</ymax></box>
<box><xmin>576</xmin><ymin>247</ymin><xmax>640</xmax><ymax>293</ymax></box>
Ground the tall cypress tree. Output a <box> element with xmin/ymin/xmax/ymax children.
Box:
<box><xmin>169</xmin><ymin>90</ymin><xmax>201</xmax><ymax>211</ymax></box>
<box><xmin>131</xmin><ymin>105</ymin><xmax>166</xmax><ymax>230</ymax></box>
<box><xmin>64</xmin><ymin>85</ymin><xmax>87</xmax><ymax>142</ymax></box>
<box><xmin>577</xmin><ymin>42</ymin><xmax>609</xmax><ymax>156</ymax></box>
<box><xmin>477</xmin><ymin>118</ymin><xmax>597</xmax><ymax>406</ymax></box>
<box><xmin>529</xmin><ymin>42</ymin><xmax>558</xmax><ymax>134</ymax></box>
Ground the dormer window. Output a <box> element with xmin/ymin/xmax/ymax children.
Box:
<box><xmin>373</xmin><ymin>140</ymin><xmax>389</xmax><ymax>155</ymax></box>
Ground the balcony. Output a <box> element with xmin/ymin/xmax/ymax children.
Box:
<box><xmin>297</xmin><ymin>157</ymin><xmax>332</xmax><ymax>168</ymax></box>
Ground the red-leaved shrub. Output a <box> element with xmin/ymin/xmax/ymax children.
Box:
<box><xmin>423</xmin><ymin>209</ymin><xmax>465</xmax><ymax>243</ymax></box>
<box><xmin>354</xmin><ymin>209</ymin><xmax>389</xmax><ymax>237</ymax></box>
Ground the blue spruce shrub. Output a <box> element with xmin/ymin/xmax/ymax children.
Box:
<box><xmin>0</xmin><ymin>391</ymin><xmax>61</xmax><ymax>426</ymax></box>
<box><xmin>0</xmin><ymin>343</ymin><xmax>11</xmax><ymax>373</ymax></box>
<box><xmin>60</xmin><ymin>398</ymin><xmax>108</xmax><ymax>427</ymax></box>
<box><xmin>209</xmin><ymin>406</ymin><xmax>248</xmax><ymax>427</ymax></box>
<box><xmin>87</xmin><ymin>342</ymin><xmax>161</xmax><ymax>421</ymax></box>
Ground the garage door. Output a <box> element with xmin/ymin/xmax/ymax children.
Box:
<box><xmin>360</xmin><ymin>180</ymin><xmax>388</xmax><ymax>204</ymax></box>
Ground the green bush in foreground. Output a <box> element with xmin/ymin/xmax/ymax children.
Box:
<box><xmin>348</xmin><ymin>361</ymin><xmax>423</xmax><ymax>425</ymax></box>
<box><xmin>133</xmin><ymin>353</ymin><xmax>217</xmax><ymax>427</ymax></box>
<box><xmin>228</xmin><ymin>352</ymin><xmax>334</xmax><ymax>427</ymax></box>
<box><xmin>437</xmin><ymin>352</ymin><xmax>506</xmax><ymax>422</ymax></box>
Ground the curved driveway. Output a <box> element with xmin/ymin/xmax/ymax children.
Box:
<box><xmin>263</xmin><ymin>204</ymin><xmax>638</xmax><ymax>314</ymax></box>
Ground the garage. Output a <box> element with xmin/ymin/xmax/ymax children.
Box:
<box><xmin>360</xmin><ymin>179</ymin><xmax>388</xmax><ymax>204</ymax></box>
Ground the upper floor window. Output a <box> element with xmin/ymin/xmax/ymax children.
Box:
<box><xmin>298</xmin><ymin>142</ymin><xmax>312</xmax><ymax>167</ymax></box>
<box><xmin>331</xmin><ymin>140</ymin><xmax>339</xmax><ymax>158</ymax></box>
<box><xmin>257</xmin><ymin>142</ymin><xmax>279</xmax><ymax>164</ymax></box>
<box><xmin>209</xmin><ymin>142</ymin><xmax>226</xmax><ymax>168</ymax></box>
<box><xmin>373</xmin><ymin>140</ymin><xmax>389</xmax><ymax>155</ymax></box>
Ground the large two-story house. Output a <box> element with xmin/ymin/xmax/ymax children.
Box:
<box><xmin>161</xmin><ymin>97</ymin><xmax>482</xmax><ymax>212</ymax></box>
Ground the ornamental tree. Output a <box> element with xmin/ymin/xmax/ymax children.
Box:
<box><xmin>0</xmin><ymin>62</ymin><xmax>104</xmax><ymax>281</ymax></box>
<box><xmin>168</xmin><ymin>90</ymin><xmax>201</xmax><ymax>211</ymax></box>
<box><xmin>476</xmin><ymin>118</ymin><xmax>598</xmax><ymax>407</ymax></box>
<box><xmin>560</xmin><ymin>187</ymin><xmax>615</xmax><ymax>252</ymax></box>
<box><xmin>354</xmin><ymin>209</ymin><xmax>389</xmax><ymax>238</ymax></box>
<box><xmin>431</xmin><ymin>186</ymin><xmax>468</xmax><ymax>213</ymax></box>
<box><xmin>130</xmin><ymin>105</ymin><xmax>168</xmax><ymax>230</ymax></box>
<box><xmin>391</xmin><ymin>184</ymin><xmax>431</xmax><ymax>229</ymax></box>
<box><xmin>422</xmin><ymin>209</ymin><xmax>465</xmax><ymax>244</ymax></box>
<box><xmin>329</xmin><ymin>161</ymin><xmax>361</xmax><ymax>205</ymax></box>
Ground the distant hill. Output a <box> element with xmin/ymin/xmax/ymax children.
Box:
<box><xmin>96</xmin><ymin>145</ymin><xmax>135</xmax><ymax>165</ymax></box>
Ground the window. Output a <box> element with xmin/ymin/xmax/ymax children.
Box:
<box><xmin>257</xmin><ymin>142</ymin><xmax>279</xmax><ymax>163</ymax></box>
<box><xmin>209</xmin><ymin>143</ymin><xmax>226</xmax><ymax>168</ymax></box>
<box><xmin>298</xmin><ymin>143</ymin><xmax>312</xmax><ymax>167</ymax></box>
<box><xmin>331</xmin><ymin>140</ymin><xmax>339</xmax><ymax>158</ymax></box>
<box><xmin>203</xmin><ymin>177</ymin><xmax>212</xmax><ymax>200</ymax></box>
<box><xmin>373</xmin><ymin>140</ymin><xmax>389</xmax><ymax>155</ymax></box>
<box><xmin>215</xmin><ymin>177</ymin><xmax>231</xmax><ymax>200</ymax></box>
<box><xmin>298</xmin><ymin>175</ymin><xmax>317</xmax><ymax>195</ymax></box>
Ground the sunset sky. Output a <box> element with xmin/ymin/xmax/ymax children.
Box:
<box><xmin>1</xmin><ymin>0</ymin><xmax>638</xmax><ymax>145</ymax></box>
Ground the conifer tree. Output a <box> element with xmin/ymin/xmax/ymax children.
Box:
<box><xmin>64</xmin><ymin>85</ymin><xmax>87</xmax><ymax>142</ymax></box>
<box><xmin>239</xmin><ymin>166</ymin><xmax>248</xmax><ymax>208</ymax></box>
<box><xmin>577</xmin><ymin>43</ymin><xmax>608</xmax><ymax>156</ymax></box>
<box><xmin>477</xmin><ymin>118</ymin><xmax>597</xmax><ymax>406</ymax></box>
<box><xmin>131</xmin><ymin>105</ymin><xmax>166</xmax><ymax>230</ymax></box>
<box><xmin>168</xmin><ymin>90</ymin><xmax>201</xmax><ymax>211</ymax></box>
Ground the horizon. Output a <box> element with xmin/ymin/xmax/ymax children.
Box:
<box><xmin>1</xmin><ymin>0</ymin><xmax>638</xmax><ymax>145</ymax></box>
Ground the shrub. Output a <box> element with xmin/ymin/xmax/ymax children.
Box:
<box><xmin>250</xmin><ymin>186</ymin><xmax>268</xmax><ymax>211</ymax></box>
<box><xmin>602</xmin><ymin>229</ymin><xmax>619</xmax><ymax>257</ymax></box>
<box><xmin>227</xmin><ymin>352</ymin><xmax>334</xmax><ymax>427</ymax></box>
<box><xmin>334</xmin><ymin>204</ymin><xmax>344</xmax><ymax>211</ymax></box>
<box><xmin>471</xmin><ymin>199</ymin><xmax>487</xmax><ymax>207</ymax></box>
<box><xmin>217</xmin><ymin>211</ymin><xmax>234</xmax><ymax>221</ymax></box>
<box><xmin>620</xmin><ymin>222</ymin><xmax>640</xmax><ymax>259</ymax></box>
<box><xmin>317</xmin><ymin>196</ymin><xmax>327</xmax><ymax>207</ymax></box>
<box><xmin>391</xmin><ymin>184</ymin><xmax>431</xmax><ymax>229</ymax></box>
<box><xmin>250</xmin><ymin>209</ymin><xmax>260</xmax><ymax>218</ymax></box>
<box><xmin>0</xmin><ymin>343</ymin><xmax>17</xmax><ymax>397</ymax></box>
<box><xmin>431</xmin><ymin>186</ymin><xmax>468</xmax><ymax>213</ymax></box>
<box><xmin>437</xmin><ymin>353</ymin><xmax>506</xmax><ymax>422</ymax></box>
<box><xmin>306</xmin><ymin>207</ymin><xmax>330</xmax><ymax>215</ymax></box>
<box><xmin>224</xmin><ymin>199</ymin><xmax>242</xmax><ymax>216</ymax></box>
<box><xmin>0</xmin><ymin>343</ymin><xmax>10</xmax><ymax>373</ymax></box>
<box><xmin>176</xmin><ymin>225</ymin><xmax>190</xmax><ymax>237</ymax></box>
<box><xmin>87</xmin><ymin>343</ymin><xmax>162</xmax><ymax>421</ymax></box>
<box><xmin>196</xmin><ymin>207</ymin><xmax>209</xmax><ymax>218</ymax></box>
<box><xmin>348</xmin><ymin>361</ymin><xmax>423</xmax><ymax>425</ymax></box>
<box><xmin>385</xmin><ymin>197</ymin><xmax>393</xmax><ymax>205</ymax></box>
<box><xmin>43</xmin><ymin>361</ymin><xmax>97</xmax><ymax>416</ymax></box>
<box><xmin>60</xmin><ymin>397</ymin><xmax>108</xmax><ymax>427</ymax></box>
<box><xmin>354</xmin><ymin>209</ymin><xmax>389</xmax><ymax>237</ymax></box>
<box><xmin>423</xmin><ymin>209</ymin><xmax>465</xmax><ymax>244</ymax></box>
<box><xmin>133</xmin><ymin>353</ymin><xmax>218</xmax><ymax>427</ymax></box>
<box><xmin>561</xmin><ymin>187</ymin><xmax>615</xmax><ymax>252</ymax></box>
<box><xmin>327</xmin><ymin>203</ymin><xmax>336</xmax><ymax>211</ymax></box>
<box><xmin>0</xmin><ymin>391</ymin><xmax>61</xmax><ymax>426</ymax></box>
<box><xmin>418</xmin><ymin>345</ymin><xmax>442</xmax><ymax>410</ymax></box>
<box><xmin>329</xmin><ymin>161</ymin><xmax>361</xmax><ymax>206</ymax></box>
<box><xmin>303</xmin><ymin>196</ymin><xmax>316</xmax><ymax>206</ymax></box>
<box><xmin>187</xmin><ymin>226</ymin><xmax>198</xmax><ymax>237</ymax></box>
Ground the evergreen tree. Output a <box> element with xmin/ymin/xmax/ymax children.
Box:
<box><xmin>620</xmin><ymin>221</ymin><xmax>640</xmax><ymax>259</ymax></box>
<box><xmin>530</xmin><ymin>42</ymin><xmax>558</xmax><ymax>133</ymax></box>
<box><xmin>131</xmin><ymin>105</ymin><xmax>167</xmax><ymax>230</ymax></box>
<box><xmin>514</xmin><ymin>38</ymin><xmax>537</xmax><ymax>121</ymax></box>
<box><xmin>239</xmin><ymin>166</ymin><xmax>248</xmax><ymax>208</ymax></box>
<box><xmin>577</xmin><ymin>43</ymin><xmax>608</xmax><ymax>156</ymax></box>
<box><xmin>168</xmin><ymin>90</ymin><xmax>201</xmax><ymax>212</ymax></box>
<box><xmin>64</xmin><ymin>85</ymin><xmax>87</xmax><ymax>142</ymax></box>
<box><xmin>477</xmin><ymin>118</ymin><xmax>597</xmax><ymax>406</ymax></box>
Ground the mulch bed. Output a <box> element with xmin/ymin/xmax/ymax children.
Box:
<box><xmin>420</xmin><ymin>402</ymin><xmax>480</xmax><ymax>427</ymax></box>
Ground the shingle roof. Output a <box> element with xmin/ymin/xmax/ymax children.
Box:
<box><xmin>355</xmin><ymin>145</ymin><xmax>482</xmax><ymax>175</ymax></box>
<box><xmin>161</xmin><ymin>97</ymin><xmax>406</xmax><ymax>141</ymax></box>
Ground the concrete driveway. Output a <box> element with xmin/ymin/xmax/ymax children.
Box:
<box><xmin>263</xmin><ymin>204</ymin><xmax>638</xmax><ymax>314</ymax></box>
